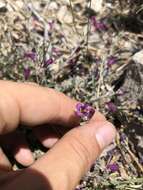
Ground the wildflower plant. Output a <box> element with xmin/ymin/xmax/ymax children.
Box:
<box><xmin>0</xmin><ymin>0</ymin><xmax>143</xmax><ymax>190</ymax></box>
<box><xmin>75</xmin><ymin>102</ymin><xmax>95</xmax><ymax>121</ymax></box>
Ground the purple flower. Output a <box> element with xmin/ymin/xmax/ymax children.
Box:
<box><xmin>107</xmin><ymin>163</ymin><xmax>119</xmax><ymax>173</ymax></box>
<box><xmin>75</xmin><ymin>103</ymin><xmax>95</xmax><ymax>121</ymax></box>
<box><xmin>74</xmin><ymin>46</ymin><xmax>81</xmax><ymax>54</ymax></box>
<box><xmin>24</xmin><ymin>51</ymin><xmax>37</xmax><ymax>62</ymax></box>
<box><xmin>106</xmin><ymin>102</ymin><xmax>117</xmax><ymax>113</ymax></box>
<box><xmin>44</xmin><ymin>58</ymin><xmax>54</xmax><ymax>67</ymax></box>
<box><xmin>24</xmin><ymin>67</ymin><xmax>31</xmax><ymax>80</ymax></box>
<box><xmin>120</xmin><ymin>133</ymin><xmax>127</xmax><ymax>142</ymax></box>
<box><xmin>91</xmin><ymin>16</ymin><xmax>107</xmax><ymax>31</ymax></box>
<box><xmin>48</xmin><ymin>21</ymin><xmax>54</xmax><ymax>31</ymax></box>
<box><xmin>68</xmin><ymin>57</ymin><xmax>78</xmax><ymax>65</ymax></box>
<box><xmin>139</xmin><ymin>158</ymin><xmax>143</xmax><ymax>164</ymax></box>
<box><xmin>117</xmin><ymin>89</ymin><xmax>125</xmax><ymax>96</ymax></box>
<box><xmin>107</xmin><ymin>56</ymin><xmax>117</xmax><ymax>67</ymax></box>
<box><xmin>52</xmin><ymin>47</ymin><xmax>62</xmax><ymax>57</ymax></box>
<box><xmin>94</xmin><ymin>68</ymin><xmax>99</xmax><ymax>80</ymax></box>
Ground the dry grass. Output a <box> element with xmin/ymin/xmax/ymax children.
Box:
<box><xmin>0</xmin><ymin>0</ymin><xmax>143</xmax><ymax>189</ymax></box>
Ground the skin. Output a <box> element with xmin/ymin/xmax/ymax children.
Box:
<box><xmin>0</xmin><ymin>80</ymin><xmax>116</xmax><ymax>190</ymax></box>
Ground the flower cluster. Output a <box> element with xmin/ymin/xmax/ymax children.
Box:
<box><xmin>44</xmin><ymin>58</ymin><xmax>54</xmax><ymax>67</ymax></box>
<box><xmin>107</xmin><ymin>56</ymin><xmax>117</xmax><ymax>67</ymax></box>
<box><xmin>24</xmin><ymin>67</ymin><xmax>31</xmax><ymax>80</ymax></box>
<box><xmin>106</xmin><ymin>102</ymin><xmax>117</xmax><ymax>113</ymax></box>
<box><xmin>91</xmin><ymin>16</ymin><xmax>107</xmax><ymax>31</ymax></box>
<box><xmin>24</xmin><ymin>51</ymin><xmax>37</xmax><ymax>62</ymax></box>
<box><xmin>107</xmin><ymin>163</ymin><xmax>119</xmax><ymax>173</ymax></box>
<box><xmin>75</xmin><ymin>103</ymin><xmax>95</xmax><ymax>121</ymax></box>
<box><xmin>23</xmin><ymin>50</ymin><xmax>55</xmax><ymax>79</ymax></box>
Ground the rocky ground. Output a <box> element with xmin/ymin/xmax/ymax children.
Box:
<box><xmin>0</xmin><ymin>0</ymin><xmax>143</xmax><ymax>189</ymax></box>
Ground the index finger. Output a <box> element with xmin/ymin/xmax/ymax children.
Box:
<box><xmin>0</xmin><ymin>80</ymin><xmax>106</xmax><ymax>134</ymax></box>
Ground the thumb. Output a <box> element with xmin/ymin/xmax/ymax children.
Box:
<box><xmin>30</xmin><ymin>121</ymin><xmax>116</xmax><ymax>190</ymax></box>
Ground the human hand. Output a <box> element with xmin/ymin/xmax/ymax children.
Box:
<box><xmin>0</xmin><ymin>80</ymin><xmax>116</xmax><ymax>190</ymax></box>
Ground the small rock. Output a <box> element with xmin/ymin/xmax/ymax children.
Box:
<box><xmin>15</xmin><ymin>0</ymin><xmax>24</xmax><ymax>9</ymax></box>
<box><xmin>49</xmin><ymin>2</ymin><xmax>58</xmax><ymax>10</ymax></box>
<box><xmin>0</xmin><ymin>1</ymin><xmax>5</xmax><ymax>8</ymax></box>
<box><xmin>0</xmin><ymin>1</ymin><xmax>7</xmax><ymax>12</ymax></box>
<box><xmin>132</xmin><ymin>50</ymin><xmax>143</xmax><ymax>65</ymax></box>
<box><xmin>124</xmin><ymin>41</ymin><xmax>133</xmax><ymax>50</ymax></box>
<box><xmin>91</xmin><ymin>0</ymin><xmax>103</xmax><ymax>13</ymax></box>
<box><xmin>57</xmin><ymin>6</ymin><xmax>73</xmax><ymax>24</ymax></box>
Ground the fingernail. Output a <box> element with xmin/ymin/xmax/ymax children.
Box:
<box><xmin>95</xmin><ymin>122</ymin><xmax>116</xmax><ymax>149</ymax></box>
